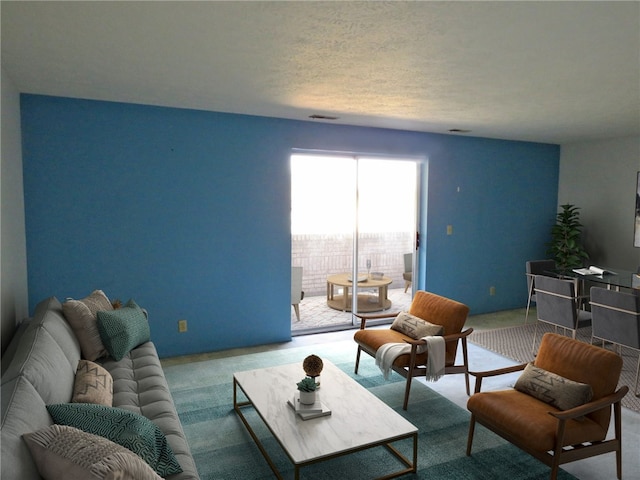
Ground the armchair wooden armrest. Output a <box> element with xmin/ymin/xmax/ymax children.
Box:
<box><xmin>354</xmin><ymin>311</ymin><xmax>400</xmax><ymax>329</ymax></box>
<box><xmin>402</xmin><ymin>327</ymin><xmax>474</xmax><ymax>346</ymax></box>
<box><xmin>444</xmin><ymin>328</ymin><xmax>474</xmax><ymax>341</ymax></box>
<box><xmin>469</xmin><ymin>363</ymin><xmax>528</xmax><ymax>393</ymax></box>
<box><xmin>550</xmin><ymin>386</ymin><xmax>629</xmax><ymax>421</ymax></box>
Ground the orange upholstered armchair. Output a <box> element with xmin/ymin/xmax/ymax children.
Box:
<box><xmin>354</xmin><ymin>290</ymin><xmax>472</xmax><ymax>410</ymax></box>
<box><xmin>467</xmin><ymin>333</ymin><xmax>628</xmax><ymax>480</ymax></box>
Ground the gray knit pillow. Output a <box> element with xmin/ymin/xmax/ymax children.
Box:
<box><xmin>514</xmin><ymin>363</ymin><xmax>593</xmax><ymax>410</ymax></box>
<box><xmin>23</xmin><ymin>425</ymin><xmax>162</xmax><ymax>480</ymax></box>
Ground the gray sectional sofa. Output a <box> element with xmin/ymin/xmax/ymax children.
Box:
<box><xmin>1</xmin><ymin>295</ymin><xmax>200</xmax><ymax>479</ymax></box>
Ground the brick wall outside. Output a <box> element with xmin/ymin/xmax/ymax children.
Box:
<box><xmin>292</xmin><ymin>232</ymin><xmax>413</xmax><ymax>296</ymax></box>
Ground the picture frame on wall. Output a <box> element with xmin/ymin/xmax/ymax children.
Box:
<box><xmin>635</xmin><ymin>172</ymin><xmax>640</xmax><ymax>247</ymax></box>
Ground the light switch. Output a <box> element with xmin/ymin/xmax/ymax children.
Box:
<box><xmin>447</xmin><ymin>225</ymin><xmax>453</xmax><ymax>235</ymax></box>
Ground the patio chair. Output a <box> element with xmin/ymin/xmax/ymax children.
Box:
<box><xmin>353</xmin><ymin>290</ymin><xmax>472</xmax><ymax>410</ymax></box>
<box><xmin>403</xmin><ymin>253</ymin><xmax>413</xmax><ymax>293</ymax></box>
<box><xmin>467</xmin><ymin>332</ymin><xmax>628</xmax><ymax>480</ymax></box>
<box><xmin>291</xmin><ymin>266</ymin><xmax>304</xmax><ymax>321</ymax></box>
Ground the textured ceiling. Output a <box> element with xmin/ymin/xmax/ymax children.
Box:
<box><xmin>2</xmin><ymin>1</ymin><xmax>639</xmax><ymax>144</ymax></box>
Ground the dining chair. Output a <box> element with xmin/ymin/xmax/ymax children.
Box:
<box><xmin>524</xmin><ymin>260</ymin><xmax>556</xmax><ymax>324</ymax></box>
<box><xmin>590</xmin><ymin>286</ymin><xmax>640</xmax><ymax>396</ymax></box>
<box><xmin>531</xmin><ymin>275</ymin><xmax>592</xmax><ymax>354</ymax></box>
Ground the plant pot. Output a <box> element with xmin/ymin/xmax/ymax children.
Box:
<box><xmin>299</xmin><ymin>390</ymin><xmax>316</xmax><ymax>405</ymax></box>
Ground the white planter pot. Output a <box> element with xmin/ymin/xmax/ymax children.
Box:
<box><xmin>299</xmin><ymin>390</ymin><xmax>316</xmax><ymax>405</ymax></box>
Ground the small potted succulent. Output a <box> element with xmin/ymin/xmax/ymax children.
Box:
<box><xmin>296</xmin><ymin>377</ymin><xmax>317</xmax><ymax>405</ymax></box>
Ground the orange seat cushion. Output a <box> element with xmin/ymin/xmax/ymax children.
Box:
<box><xmin>354</xmin><ymin>291</ymin><xmax>470</xmax><ymax>369</ymax></box>
<box><xmin>354</xmin><ymin>328</ymin><xmax>456</xmax><ymax>367</ymax></box>
<box><xmin>467</xmin><ymin>389</ymin><xmax>607</xmax><ymax>452</ymax></box>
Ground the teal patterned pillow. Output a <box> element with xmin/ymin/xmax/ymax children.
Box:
<box><xmin>97</xmin><ymin>299</ymin><xmax>150</xmax><ymax>361</ymax></box>
<box><xmin>46</xmin><ymin>403</ymin><xmax>182</xmax><ymax>477</ymax></box>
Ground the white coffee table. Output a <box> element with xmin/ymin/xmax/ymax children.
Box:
<box><xmin>233</xmin><ymin>359</ymin><xmax>418</xmax><ymax>479</ymax></box>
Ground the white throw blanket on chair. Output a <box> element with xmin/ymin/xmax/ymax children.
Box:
<box><xmin>375</xmin><ymin>336</ymin><xmax>446</xmax><ymax>381</ymax></box>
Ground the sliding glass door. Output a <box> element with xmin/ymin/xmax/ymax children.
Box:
<box><xmin>291</xmin><ymin>152</ymin><xmax>419</xmax><ymax>330</ymax></box>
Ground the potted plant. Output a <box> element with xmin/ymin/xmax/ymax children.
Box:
<box><xmin>296</xmin><ymin>377</ymin><xmax>317</xmax><ymax>405</ymax></box>
<box><xmin>546</xmin><ymin>204</ymin><xmax>589</xmax><ymax>271</ymax></box>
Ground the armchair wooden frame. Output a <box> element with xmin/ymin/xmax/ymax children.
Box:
<box><xmin>354</xmin><ymin>311</ymin><xmax>473</xmax><ymax>411</ymax></box>
<box><xmin>466</xmin><ymin>335</ymin><xmax>628</xmax><ymax>480</ymax></box>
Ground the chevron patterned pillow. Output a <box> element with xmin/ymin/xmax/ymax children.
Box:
<box><xmin>514</xmin><ymin>363</ymin><xmax>593</xmax><ymax>411</ymax></box>
<box><xmin>72</xmin><ymin>360</ymin><xmax>113</xmax><ymax>406</ymax></box>
<box><xmin>391</xmin><ymin>311</ymin><xmax>443</xmax><ymax>340</ymax></box>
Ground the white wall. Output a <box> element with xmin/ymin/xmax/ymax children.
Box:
<box><xmin>559</xmin><ymin>136</ymin><xmax>640</xmax><ymax>270</ymax></box>
<box><xmin>1</xmin><ymin>66</ymin><xmax>29</xmax><ymax>353</ymax></box>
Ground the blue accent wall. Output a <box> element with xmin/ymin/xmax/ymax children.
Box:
<box><xmin>21</xmin><ymin>95</ymin><xmax>559</xmax><ymax>357</ymax></box>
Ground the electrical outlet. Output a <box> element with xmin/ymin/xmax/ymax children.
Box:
<box><xmin>489</xmin><ymin>286</ymin><xmax>496</xmax><ymax>296</ymax></box>
<box><xmin>178</xmin><ymin>319</ymin><xmax>187</xmax><ymax>333</ymax></box>
<box><xmin>446</xmin><ymin>225</ymin><xmax>453</xmax><ymax>235</ymax></box>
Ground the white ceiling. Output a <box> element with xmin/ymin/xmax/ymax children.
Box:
<box><xmin>2</xmin><ymin>1</ymin><xmax>639</xmax><ymax>144</ymax></box>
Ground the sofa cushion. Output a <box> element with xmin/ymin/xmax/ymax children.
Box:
<box><xmin>391</xmin><ymin>311</ymin><xmax>443</xmax><ymax>339</ymax></box>
<box><xmin>97</xmin><ymin>299</ymin><xmax>150</xmax><ymax>361</ymax></box>
<box><xmin>46</xmin><ymin>403</ymin><xmax>183</xmax><ymax>477</ymax></box>
<box><xmin>1</xmin><ymin>324</ymin><xmax>76</xmax><ymax>404</ymax></box>
<box><xmin>2</xmin><ymin>296</ymin><xmax>79</xmax><ymax>390</ymax></box>
<box><xmin>1</xmin><ymin>376</ymin><xmax>53</xmax><ymax>479</ymax></box>
<box><xmin>72</xmin><ymin>360</ymin><xmax>113</xmax><ymax>406</ymax></box>
<box><xmin>63</xmin><ymin>290</ymin><xmax>113</xmax><ymax>361</ymax></box>
<box><xmin>1</xmin><ymin>319</ymin><xmax>32</xmax><ymax>377</ymax></box>
<box><xmin>514</xmin><ymin>363</ymin><xmax>593</xmax><ymax>411</ymax></box>
<box><xmin>100</xmin><ymin>342</ymin><xmax>199</xmax><ymax>480</ymax></box>
<box><xmin>36</xmin><ymin>296</ymin><xmax>82</xmax><ymax>369</ymax></box>
<box><xmin>23</xmin><ymin>424</ymin><xmax>162</xmax><ymax>480</ymax></box>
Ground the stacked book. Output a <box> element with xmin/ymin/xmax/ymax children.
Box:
<box><xmin>287</xmin><ymin>392</ymin><xmax>331</xmax><ymax>420</ymax></box>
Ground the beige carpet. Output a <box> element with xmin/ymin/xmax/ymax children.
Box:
<box><xmin>469</xmin><ymin>322</ymin><xmax>640</xmax><ymax>413</ymax></box>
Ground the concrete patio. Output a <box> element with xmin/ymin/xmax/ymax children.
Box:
<box><xmin>291</xmin><ymin>287</ymin><xmax>413</xmax><ymax>334</ymax></box>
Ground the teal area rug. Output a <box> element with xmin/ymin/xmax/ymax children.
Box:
<box><xmin>163</xmin><ymin>341</ymin><xmax>577</xmax><ymax>479</ymax></box>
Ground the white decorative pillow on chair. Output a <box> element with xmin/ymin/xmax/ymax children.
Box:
<box><xmin>391</xmin><ymin>312</ymin><xmax>444</xmax><ymax>340</ymax></box>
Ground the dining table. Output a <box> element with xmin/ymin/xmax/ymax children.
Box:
<box><xmin>548</xmin><ymin>266</ymin><xmax>640</xmax><ymax>292</ymax></box>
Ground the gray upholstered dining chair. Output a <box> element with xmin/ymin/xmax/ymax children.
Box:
<box><xmin>524</xmin><ymin>260</ymin><xmax>556</xmax><ymax>324</ymax></box>
<box><xmin>531</xmin><ymin>275</ymin><xmax>591</xmax><ymax>354</ymax></box>
<box><xmin>590</xmin><ymin>286</ymin><xmax>640</xmax><ymax>396</ymax></box>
